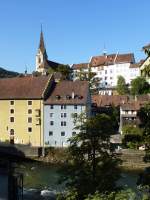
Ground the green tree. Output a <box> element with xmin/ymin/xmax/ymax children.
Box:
<box><xmin>122</xmin><ymin>125</ymin><xmax>143</xmax><ymax>149</ymax></box>
<box><xmin>141</xmin><ymin>64</ymin><xmax>150</xmax><ymax>78</ymax></box>
<box><xmin>56</xmin><ymin>64</ymin><xmax>72</xmax><ymax>80</ymax></box>
<box><xmin>84</xmin><ymin>189</ymin><xmax>149</xmax><ymax>200</ymax></box>
<box><xmin>88</xmin><ymin>66</ymin><xmax>100</xmax><ymax>93</ymax></box>
<box><xmin>75</xmin><ymin>66</ymin><xmax>100</xmax><ymax>93</ymax></box>
<box><xmin>59</xmin><ymin>114</ymin><xmax>121</xmax><ymax>199</ymax></box>
<box><xmin>130</xmin><ymin>77</ymin><xmax>150</xmax><ymax>95</ymax></box>
<box><xmin>138</xmin><ymin>103</ymin><xmax>150</xmax><ymax>161</ymax></box>
<box><xmin>116</xmin><ymin>76</ymin><xmax>129</xmax><ymax>95</ymax></box>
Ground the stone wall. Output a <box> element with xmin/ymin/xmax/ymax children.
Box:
<box><xmin>118</xmin><ymin>149</ymin><xmax>150</xmax><ymax>169</ymax></box>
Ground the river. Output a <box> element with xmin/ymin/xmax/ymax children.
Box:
<box><xmin>18</xmin><ymin>161</ymin><xmax>143</xmax><ymax>200</ymax></box>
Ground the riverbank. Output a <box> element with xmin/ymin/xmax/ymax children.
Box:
<box><xmin>32</xmin><ymin>148</ymin><xmax>150</xmax><ymax>170</ymax></box>
<box><xmin>19</xmin><ymin>159</ymin><xmax>145</xmax><ymax>200</ymax></box>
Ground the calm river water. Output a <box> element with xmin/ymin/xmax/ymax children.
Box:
<box><xmin>19</xmin><ymin>161</ymin><xmax>142</xmax><ymax>200</ymax></box>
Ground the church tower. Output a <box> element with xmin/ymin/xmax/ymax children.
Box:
<box><xmin>36</xmin><ymin>30</ymin><xmax>48</xmax><ymax>73</ymax></box>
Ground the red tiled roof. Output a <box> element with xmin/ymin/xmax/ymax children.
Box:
<box><xmin>45</xmin><ymin>80</ymin><xmax>89</xmax><ymax>105</ymax></box>
<box><xmin>121</xmin><ymin>95</ymin><xmax>150</xmax><ymax>110</ymax></box>
<box><xmin>92</xmin><ymin>95</ymin><xmax>128</xmax><ymax>107</ymax></box>
<box><xmin>92</xmin><ymin>95</ymin><xmax>150</xmax><ymax>108</ymax></box>
<box><xmin>90</xmin><ymin>53</ymin><xmax>134</xmax><ymax>67</ymax></box>
<box><xmin>72</xmin><ymin>63</ymin><xmax>89</xmax><ymax>70</ymax></box>
<box><xmin>121</xmin><ymin>101</ymin><xmax>142</xmax><ymax>111</ymax></box>
<box><xmin>130</xmin><ymin>63</ymin><xmax>140</xmax><ymax>68</ymax></box>
<box><xmin>130</xmin><ymin>60</ymin><xmax>145</xmax><ymax>68</ymax></box>
<box><xmin>0</xmin><ymin>75</ymin><xmax>51</xmax><ymax>99</ymax></box>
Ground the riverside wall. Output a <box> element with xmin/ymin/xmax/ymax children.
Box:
<box><xmin>117</xmin><ymin>149</ymin><xmax>150</xmax><ymax>169</ymax></box>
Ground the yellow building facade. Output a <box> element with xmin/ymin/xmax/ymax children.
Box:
<box><xmin>0</xmin><ymin>75</ymin><xmax>53</xmax><ymax>147</ymax></box>
<box><xmin>0</xmin><ymin>100</ymin><xmax>43</xmax><ymax>146</ymax></box>
<box><xmin>140</xmin><ymin>56</ymin><xmax>150</xmax><ymax>84</ymax></box>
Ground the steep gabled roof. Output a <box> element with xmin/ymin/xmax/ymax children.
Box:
<box><xmin>121</xmin><ymin>101</ymin><xmax>142</xmax><ymax>111</ymax></box>
<box><xmin>45</xmin><ymin>80</ymin><xmax>89</xmax><ymax>105</ymax></box>
<box><xmin>0</xmin><ymin>75</ymin><xmax>52</xmax><ymax>99</ymax></box>
<box><xmin>90</xmin><ymin>53</ymin><xmax>135</xmax><ymax>67</ymax></box>
<box><xmin>92</xmin><ymin>95</ymin><xmax>128</xmax><ymax>107</ymax></box>
<box><xmin>72</xmin><ymin>63</ymin><xmax>89</xmax><ymax>70</ymax></box>
<box><xmin>129</xmin><ymin>60</ymin><xmax>144</xmax><ymax>68</ymax></box>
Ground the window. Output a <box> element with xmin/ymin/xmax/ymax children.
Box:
<box><xmin>49</xmin><ymin>131</ymin><xmax>53</xmax><ymax>136</ymax></box>
<box><xmin>72</xmin><ymin>132</ymin><xmax>76</xmax><ymax>136</ymax></box>
<box><xmin>50</xmin><ymin>113</ymin><xmax>53</xmax><ymax>117</ymax></box>
<box><xmin>50</xmin><ymin>105</ymin><xmax>53</xmax><ymax>109</ymax></box>
<box><xmin>74</xmin><ymin>105</ymin><xmax>77</xmax><ymax>109</ymax></box>
<box><xmin>61</xmin><ymin>105</ymin><xmax>66</xmax><ymax>109</ymax></box>
<box><xmin>10</xmin><ymin>101</ymin><xmax>14</xmax><ymax>105</ymax></box>
<box><xmin>50</xmin><ymin>121</ymin><xmax>54</xmax><ymax>125</ymax></box>
<box><xmin>28</xmin><ymin>127</ymin><xmax>32</xmax><ymax>132</ymax></box>
<box><xmin>28</xmin><ymin>109</ymin><xmax>32</xmax><ymax>114</ymax></box>
<box><xmin>28</xmin><ymin>117</ymin><xmax>32</xmax><ymax>123</ymax></box>
<box><xmin>10</xmin><ymin>109</ymin><xmax>14</xmax><ymax>114</ymax></box>
<box><xmin>28</xmin><ymin>101</ymin><xmax>32</xmax><ymax>105</ymax></box>
<box><xmin>61</xmin><ymin>131</ymin><xmax>65</xmax><ymax>136</ymax></box>
<box><xmin>105</xmin><ymin>77</ymin><xmax>107</xmax><ymax>80</ymax></box>
<box><xmin>10</xmin><ymin>117</ymin><xmax>14</xmax><ymax>122</ymax></box>
<box><xmin>61</xmin><ymin>113</ymin><xmax>67</xmax><ymax>118</ymax></box>
<box><xmin>61</xmin><ymin>121</ymin><xmax>66</xmax><ymax>126</ymax></box>
<box><xmin>10</xmin><ymin>129</ymin><xmax>14</xmax><ymax>135</ymax></box>
<box><xmin>105</xmin><ymin>70</ymin><xmax>107</xmax><ymax>74</ymax></box>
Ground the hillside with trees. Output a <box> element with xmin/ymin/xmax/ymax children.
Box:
<box><xmin>0</xmin><ymin>67</ymin><xmax>19</xmax><ymax>78</ymax></box>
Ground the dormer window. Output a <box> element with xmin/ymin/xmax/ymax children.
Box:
<box><xmin>66</xmin><ymin>95</ymin><xmax>71</xmax><ymax>100</ymax></box>
<box><xmin>74</xmin><ymin>95</ymin><xmax>78</xmax><ymax>99</ymax></box>
<box><xmin>56</xmin><ymin>95</ymin><xmax>60</xmax><ymax>100</ymax></box>
<box><xmin>78</xmin><ymin>95</ymin><xmax>83</xmax><ymax>99</ymax></box>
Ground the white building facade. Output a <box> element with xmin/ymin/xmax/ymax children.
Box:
<box><xmin>72</xmin><ymin>53</ymin><xmax>140</xmax><ymax>89</ymax></box>
<box><xmin>44</xmin><ymin>80</ymin><xmax>91</xmax><ymax>147</ymax></box>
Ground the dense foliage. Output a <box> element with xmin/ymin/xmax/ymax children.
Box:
<box><xmin>122</xmin><ymin>125</ymin><xmax>143</xmax><ymax>149</ymax></box>
<box><xmin>116</xmin><ymin>76</ymin><xmax>129</xmax><ymax>95</ymax></box>
<box><xmin>56</xmin><ymin>64</ymin><xmax>72</xmax><ymax>80</ymax></box>
<box><xmin>130</xmin><ymin>77</ymin><xmax>150</xmax><ymax>95</ymax></box>
<box><xmin>138</xmin><ymin>103</ymin><xmax>150</xmax><ymax>161</ymax></box>
<box><xmin>75</xmin><ymin>67</ymin><xmax>100</xmax><ymax>93</ymax></box>
<box><xmin>59</xmin><ymin>114</ymin><xmax>121</xmax><ymax>199</ymax></box>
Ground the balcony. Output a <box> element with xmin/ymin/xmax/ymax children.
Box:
<box><xmin>35</xmin><ymin>109</ymin><xmax>41</xmax><ymax>117</ymax></box>
<box><xmin>36</xmin><ymin>118</ymin><xmax>41</xmax><ymax>126</ymax></box>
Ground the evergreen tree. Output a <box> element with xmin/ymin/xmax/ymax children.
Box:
<box><xmin>59</xmin><ymin>114</ymin><xmax>121</xmax><ymax>199</ymax></box>
<box><xmin>116</xmin><ymin>76</ymin><xmax>129</xmax><ymax>95</ymax></box>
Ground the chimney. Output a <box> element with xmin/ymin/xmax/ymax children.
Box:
<box><xmin>72</xmin><ymin>91</ymin><xmax>75</xmax><ymax>99</ymax></box>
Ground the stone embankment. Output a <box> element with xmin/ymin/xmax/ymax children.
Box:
<box><xmin>117</xmin><ymin>149</ymin><xmax>150</xmax><ymax>169</ymax></box>
<box><xmin>36</xmin><ymin>148</ymin><xmax>150</xmax><ymax>169</ymax></box>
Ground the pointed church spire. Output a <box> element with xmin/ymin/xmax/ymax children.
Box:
<box><xmin>39</xmin><ymin>26</ymin><xmax>47</xmax><ymax>55</ymax></box>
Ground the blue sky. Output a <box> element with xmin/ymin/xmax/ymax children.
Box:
<box><xmin>0</xmin><ymin>0</ymin><xmax>150</xmax><ymax>73</ymax></box>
